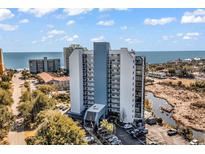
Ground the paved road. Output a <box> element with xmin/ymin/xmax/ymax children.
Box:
<box><xmin>8</xmin><ymin>72</ymin><xmax>26</xmax><ymax>145</ymax></box>
<box><xmin>116</xmin><ymin>126</ymin><xmax>145</xmax><ymax>145</ymax></box>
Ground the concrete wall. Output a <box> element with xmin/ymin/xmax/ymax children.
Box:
<box><xmin>69</xmin><ymin>49</ymin><xmax>84</xmax><ymax>114</ymax></box>
<box><xmin>120</xmin><ymin>49</ymin><xmax>135</xmax><ymax>123</ymax></box>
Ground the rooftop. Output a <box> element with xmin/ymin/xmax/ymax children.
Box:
<box><xmin>86</xmin><ymin>104</ymin><xmax>106</xmax><ymax>113</ymax></box>
<box><xmin>38</xmin><ymin>72</ymin><xmax>69</xmax><ymax>83</ymax></box>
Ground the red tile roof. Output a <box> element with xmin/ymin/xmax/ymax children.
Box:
<box><xmin>38</xmin><ymin>72</ymin><xmax>69</xmax><ymax>83</ymax></box>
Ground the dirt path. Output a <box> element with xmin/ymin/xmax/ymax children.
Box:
<box><xmin>8</xmin><ymin>72</ymin><xmax>26</xmax><ymax>145</ymax></box>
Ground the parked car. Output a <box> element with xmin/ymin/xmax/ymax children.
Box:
<box><xmin>84</xmin><ymin>136</ymin><xmax>95</xmax><ymax>144</ymax></box>
<box><xmin>146</xmin><ymin>118</ymin><xmax>157</xmax><ymax>125</ymax></box>
<box><xmin>167</xmin><ymin>129</ymin><xmax>177</xmax><ymax>136</ymax></box>
<box><xmin>150</xmin><ymin>142</ymin><xmax>158</xmax><ymax>145</ymax></box>
<box><xmin>190</xmin><ymin>139</ymin><xmax>199</xmax><ymax>145</ymax></box>
<box><xmin>123</xmin><ymin>124</ymin><xmax>133</xmax><ymax>129</ymax></box>
<box><xmin>111</xmin><ymin>139</ymin><xmax>122</xmax><ymax>145</ymax></box>
<box><xmin>143</xmin><ymin>128</ymin><xmax>148</xmax><ymax>134</ymax></box>
<box><xmin>104</xmin><ymin>134</ymin><xmax>115</xmax><ymax>140</ymax></box>
<box><xmin>126</xmin><ymin>128</ymin><xmax>134</xmax><ymax>135</ymax></box>
<box><xmin>108</xmin><ymin>136</ymin><xmax>118</xmax><ymax>143</ymax></box>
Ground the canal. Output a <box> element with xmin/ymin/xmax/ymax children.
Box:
<box><xmin>146</xmin><ymin>92</ymin><xmax>205</xmax><ymax>141</ymax></box>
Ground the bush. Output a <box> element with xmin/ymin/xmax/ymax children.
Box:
<box><xmin>0</xmin><ymin>89</ymin><xmax>13</xmax><ymax>106</ymax></box>
<box><xmin>37</xmin><ymin>84</ymin><xmax>56</xmax><ymax>95</ymax></box>
<box><xmin>0</xmin><ymin>105</ymin><xmax>14</xmax><ymax>140</ymax></box>
<box><xmin>1</xmin><ymin>74</ymin><xmax>11</xmax><ymax>82</ymax></box>
<box><xmin>0</xmin><ymin>82</ymin><xmax>11</xmax><ymax>90</ymax></box>
<box><xmin>100</xmin><ymin>119</ymin><xmax>115</xmax><ymax>134</ymax></box>
<box><xmin>26</xmin><ymin>110</ymin><xmax>87</xmax><ymax>145</ymax></box>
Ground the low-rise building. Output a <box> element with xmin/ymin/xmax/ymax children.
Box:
<box><xmin>29</xmin><ymin>57</ymin><xmax>60</xmax><ymax>74</ymax></box>
<box><xmin>148</xmin><ymin>72</ymin><xmax>166</xmax><ymax>79</ymax></box>
<box><xmin>37</xmin><ymin>72</ymin><xmax>69</xmax><ymax>90</ymax></box>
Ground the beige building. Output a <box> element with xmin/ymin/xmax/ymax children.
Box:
<box><xmin>37</xmin><ymin>72</ymin><xmax>69</xmax><ymax>90</ymax></box>
<box><xmin>0</xmin><ymin>48</ymin><xmax>4</xmax><ymax>75</ymax></box>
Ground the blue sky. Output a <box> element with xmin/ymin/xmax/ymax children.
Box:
<box><xmin>0</xmin><ymin>8</ymin><xmax>205</xmax><ymax>52</ymax></box>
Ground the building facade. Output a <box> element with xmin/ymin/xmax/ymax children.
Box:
<box><xmin>69</xmin><ymin>42</ymin><xmax>145</xmax><ymax>125</ymax></box>
<box><xmin>64</xmin><ymin>44</ymin><xmax>86</xmax><ymax>75</ymax></box>
<box><xmin>0</xmin><ymin>48</ymin><xmax>4</xmax><ymax>75</ymax></box>
<box><xmin>29</xmin><ymin>57</ymin><xmax>60</xmax><ymax>74</ymax></box>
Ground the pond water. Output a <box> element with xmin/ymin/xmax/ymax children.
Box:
<box><xmin>146</xmin><ymin>92</ymin><xmax>205</xmax><ymax>141</ymax></box>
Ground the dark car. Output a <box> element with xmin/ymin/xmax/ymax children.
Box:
<box><xmin>146</xmin><ymin>118</ymin><xmax>157</xmax><ymax>125</ymax></box>
<box><xmin>167</xmin><ymin>129</ymin><xmax>177</xmax><ymax>136</ymax></box>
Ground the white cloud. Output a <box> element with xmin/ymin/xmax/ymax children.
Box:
<box><xmin>120</xmin><ymin>25</ymin><xmax>128</xmax><ymax>30</ymax></box>
<box><xmin>47</xmin><ymin>24</ymin><xmax>54</xmax><ymax>29</ymax></box>
<box><xmin>19</xmin><ymin>18</ymin><xmax>29</xmax><ymax>24</ymax></box>
<box><xmin>47</xmin><ymin>29</ymin><xmax>65</xmax><ymax>38</ymax></box>
<box><xmin>64</xmin><ymin>34</ymin><xmax>79</xmax><ymax>42</ymax></box>
<box><xmin>90</xmin><ymin>36</ymin><xmax>105</xmax><ymax>42</ymax></box>
<box><xmin>99</xmin><ymin>8</ymin><xmax>128</xmax><ymax>12</ymax></box>
<box><xmin>64</xmin><ymin>8</ymin><xmax>93</xmax><ymax>16</ymax></box>
<box><xmin>41</xmin><ymin>29</ymin><xmax>65</xmax><ymax>42</ymax></box>
<box><xmin>176</xmin><ymin>33</ymin><xmax>183</xmax><ymax>37</ymax></box>
<box><xmin>32</xmin><ymin>40</ymin><xmax>37</xmax><ymax>44</ymax></box>
<box><xmin>182</xmin><ymin>32</ymin><xmax>200</xmax><ymax>40</ymax></box>
<box><xmin>124</xmin><ymin>38</ymin><xmax>141</xmax><ymax>44</ymax></box>
<box><xmin>66</xmin><ymin>20</ymin><xmax>75</xmax><ymax>26</ymax></box>
<box><xmin>18</xmin><ymin>8</ymin><xmax>57</xmax><ymax>17</ymax></box>
<box><xmin>162</xmin><ymin>32</ymin><xmax>200</xmax><ymax>41</ymax></box>
<box><xmin>181</xmin><ymin>9</ymin><xmax>205</xmax><ymax>24</ymax></box>
<box><xmin>162</xmin><ymin>35</ymin><xmax>174</xmax><ymax>40</ymax></box>
<box><xmin>97</xmin><ymin>20</ymin><xmax>115</xmax><ymax>26</ymax></box>
<box><xmin>144</xmin><ymin>17</ymin><xmax>176</xmax><ymax>25</ymax></box>
<box><xmin>0</xmin><ymin>9</ymin><xmax>14</xmax><ymax>21</ymax></box>
<box><xmin>0</xmin><ymin>24</ymin><xmax>18</xmax><ymax>31</ymax></box>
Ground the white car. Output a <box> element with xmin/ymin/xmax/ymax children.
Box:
<box><xmin>190</xmin><ymin>139</ymin><xmax>199</xmax><ymax>145</ymax></box>
<box><xmin>85</xmin><ymin>136</ymin><xmax>94</xmax><ymax>143</ymax></box>
<box><xmin>123</xmin><ymin>124</ymin><xmax>133</xmax><ymax>129</ymax></box>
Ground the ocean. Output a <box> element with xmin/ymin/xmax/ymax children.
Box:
<box><xmin>3</xmin><ymin>51</ymin><xmax>205</xmax><ymax>69</ymax></box>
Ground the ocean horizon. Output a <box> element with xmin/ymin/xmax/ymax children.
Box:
<box><xmin>3</xmin><ymin>50</ymin><xmax>205</xmax><ymax>69</ymax></box>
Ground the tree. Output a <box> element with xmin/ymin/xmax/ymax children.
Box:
<box><xmin>31</xmin><ymin>93</ymin><xmax>56</xmax><ymax>123</ymax></box>
<box><xmin>144</xmin><ymin>99</ymin><xmax>152</xmax><ymax>112</ymax></box>
<box><xmin>0</xmin><ymin>82</ymin><xmax>11</xmax><ymax>90</ymax></box>
<box><xmin>18</xmin><ymin>100</ymin><xmax>33</xmax><ymax>128</ymax></box>
<box><xmin>1</xmin><ymin>74</ymin><xmax>11</xmax><ymax>82</ymax></box>
<box><xmin>20</xmin><ymin>90</ymin><xmax>32</xmax><ymax>102</ymax></box>
<box><xmin>100</xmin><ymin>119</ymin><xmax>115</xmax><ymax>134</ymax></box>
<box><xmin>156</xmin><ymin>118</ymin><xmax>163</xmax><ymax>126</ymax></box>
<box><xmin>0</xmin><ymin>105</ymin><xmax>14</xmax><ymax>140</ymax></box>
<box><xmin>37</xmin><ymin>84</ymin><xmax>56</xmax><ymax>95</ymax></box>
<box><xmin>26</xmin><ymin>110</ymin><xmax>87</xmax><ymax>145</ymax></box>
<box><xmin>0</xmin><ymin>89</ymin><xmax>13</xmax><ymax>106</ymax></box>
<box><xmin>18</xmin><ymin>91</ymin><xmax>56</xmax><ymax>128</ymax></box>
<box><xmin>168</xmin><ymin>68</ymin><xmax>175</xmax><ymax>76</ymax></box>
<box><xmin>21</xmin><ymin>70</ymin><xmax>31</xmax><ymax>79</ymax></box>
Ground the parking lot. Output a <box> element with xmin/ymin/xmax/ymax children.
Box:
<box><xmin>116</xmin><ymin>126</ymin><xmax>146</xmax><ymax>145</ymax></box>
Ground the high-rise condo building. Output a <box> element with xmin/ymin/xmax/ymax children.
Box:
<box><xmin>0</xmin><ymin>48</ymin><xmax>4</xmax><ymax>75</ymax></box>
<box><xmin>69</xmin><ymin>42</ymin><xmax>145</xmax><ymax>126</ymax></box>
<box><xmin>29</xmin><ymin>57</ymin><xmax>60</xmax><ymax>74</ymax></box>
<box><xmin>63</xmin><ymin>44</ymin><xmax>86</xmax><ymax>75</ymax></box>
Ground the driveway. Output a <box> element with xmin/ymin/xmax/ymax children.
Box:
<box><xmin>8</xmin><ymin>72</ymin><xmax>26</xmax><ymax>145</ymax></box>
